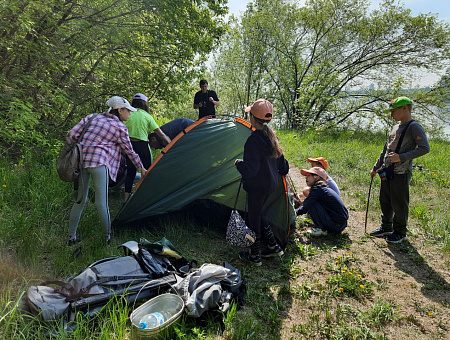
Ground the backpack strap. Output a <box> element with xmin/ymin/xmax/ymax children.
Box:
<box><xmin>73</xmin><ymin>113</ymin><xmax>98</xmax><ymax>203</ymax></box>
<box><xmin>38</xmin><ymin>280</ymin><xmax>93</xmax><ymax>301</ymax></box>
<box><xmin>233</xmin><ymin>180</ymin><xmax>242</xmax><ymax>210</ymax></box>
<box><xmin>78</xmin><ymin>113</ymin><xmax>98</xmax><ymax>144</ymax></box>
<box><xmin>82</xmin><ymin>274</ymin><xmax>155</xmax><ymax>292</ymax></box>
<box><xmin>118</xmin><ymin>240</ymin><xmax>140</xmax><ymax>256</ymax></box>
<box><xmin>41</xmin><ymin>280</ymin><xmax>76</xmax><ymax>293</ymax></box>
<box><xmin>395</xmin><ymin>119</ymin><xmax>415</xmax><ymax>153</ymax></box>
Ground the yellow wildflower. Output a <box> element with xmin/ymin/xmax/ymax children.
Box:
<box><xmin>2</xmin><ymin>184</ymin><xmax>6</xmax><ymax>187</ymax></box>
<box><xmin>339</xmin><ymin>287</ymin><xmax>343</xmax><ymax>292</ymax></box>
<box><xmin>360</xmin><ymin>285</ymin><xmax>365</xmax><ymax>289</ymax></box>
<box><xmin>428</xmin><ymin>312</ymin><xmax>433</xmax><ymax>316</ymax></box>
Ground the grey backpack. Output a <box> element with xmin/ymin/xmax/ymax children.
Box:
<box><xmin>56</xmin><ymin>114</ymin><xmax>97</xmax><ymax>203</ymax></box>
<box><xmin>19</xmin><ymin>241</ymin><xmax>176</xmax><ymax>323</ymax></box>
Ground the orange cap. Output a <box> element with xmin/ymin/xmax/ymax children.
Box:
<box><xmin>307</xmin><ymin>157</ymin><xmax>329</xmax><ymax>170</ymax></box>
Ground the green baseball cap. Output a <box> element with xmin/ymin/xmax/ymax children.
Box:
<box><xmin>384</xmin><ymin>96</ymin><xmax>413</xmax><ymax>113</ymax></box>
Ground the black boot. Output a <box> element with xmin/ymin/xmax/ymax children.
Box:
<box><xmin>261</xmin><ymin>224</ymin><xmax>284</xmax><ymax>258</ymax></box>
<box><xmin>262</xmin><ymin>223</ymin><xmax>278</xmax><ymax>247</ymax></box>
<box><xmin>239</xmin><ymin>239</ymin><xmax>262</xmax><ymax>266</ymax></box>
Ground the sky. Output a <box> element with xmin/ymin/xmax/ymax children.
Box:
<box><xmin>228</xmin><ymin>0</ymin><xmax>450</xmax><ymax>22</ymax></box>
<box><xmin>226</xmin><ymin>0</ymin><xmax>450</xmax><ymax>86</ymax></box>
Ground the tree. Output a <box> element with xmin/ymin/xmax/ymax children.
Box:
<box><xmin>0</xmin><ymin>0</ymin><xmax>228</xmax><ymax>156</ymax></box>
<box><xmin>212</xmin><ymin>0</ymin><xmax>450</xmax><ymax>130</ymax></box>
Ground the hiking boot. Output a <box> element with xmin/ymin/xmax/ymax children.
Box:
<box><xmin>307</xmin><ymin>228</ymin><xmax>328</xmax><ymax>237</ymax></box>
<box><xmin>369</xmin><ymin>227</ymin><xmax>393</xmax><ymax>238</ymax></box>
<box><xmin>67</xmin><ymin>237</ymin><xmax>82</xmax><ymax>246</ymax></box>
<box><xmin>261</xmin><ymin>244</ymin><xmax>284</xmax><ymax>258</ymax></box>
<box><xmin>239</xmin><ymin>250</ymin><xmax>262</xmax><ymax>266</ymax></box>
<box><xmin>386</xmin><ymin>232</ymin><xmax>407</xmax><ymax>244</ymax></box>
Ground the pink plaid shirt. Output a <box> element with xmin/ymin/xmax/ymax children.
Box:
<box><xmin>67</xmin><ymin>112</ymin><xmax>144</xmax><ymax>182</ymax></box>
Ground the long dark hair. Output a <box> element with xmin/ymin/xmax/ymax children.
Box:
<box><xmin>131</xmin><ymin>99</ymin><xmax>149</xmax><ymax>113</ymax></box>
<box><xmin>109</xmin><ymin>109</ymin><xmax>120</xmax><ymax>119</ymax></box>
<box><xmin>252</xmin><ymin>114</ymin><xmax>283</xmax><ymax>158</ymax></box>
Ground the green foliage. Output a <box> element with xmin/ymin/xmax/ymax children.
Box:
<box><xmin>0</xmin><ymin>0</ymin><xmax>228</xmax><ymax>157</ymax></box>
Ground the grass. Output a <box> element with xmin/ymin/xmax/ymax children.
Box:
<box><xmin>0</xmin><ymin>128</ymin><xmax>449</xmax><ymax>339</ymax></box>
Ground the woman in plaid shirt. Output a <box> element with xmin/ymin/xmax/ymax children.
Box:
<box><xmin>66</xmin><ymin>96</ymin><xmax>147</xmax><ymax>246</ymax></box>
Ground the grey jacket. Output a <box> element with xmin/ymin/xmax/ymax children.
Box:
<box><xmin>373</xmin><ymin>119</ymin><xmax>430</xmax><ymax>174</ymax></box>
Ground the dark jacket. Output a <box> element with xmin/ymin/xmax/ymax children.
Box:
<box><xmin>236</xmin><ymin>129</ymin><xmax>289</xmax><ymax>194</ymax></box>
<box><xmin>296</xmin><ymin>184</ymin><xmax>348</xmax><ymax>224</ymax></box>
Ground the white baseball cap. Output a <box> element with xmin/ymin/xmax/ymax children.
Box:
<box><xmin>106</xmin><ymin>96</ymin><xmax>136</xmax><ymax>112</ymax></box>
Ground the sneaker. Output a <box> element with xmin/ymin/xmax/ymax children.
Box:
<box><xmin>369</xmin><ymin>227</ymin><xmax>393</xmax><ymax>238</ymax></box>
<box><xmin>261</xmin><ymin>244</ymin><xmax>284</xmax><ymax>258</ymax></box>
<box><xmin>239</xmin><ymin>250</ymin><xmax>262</xmax><ymax>266</ymax></box>
<box><xmin>67</xmin><ymin>237</ymin><xmax>82</xmax><ymax>246</ymax></box>
<box><xmin>307</xmin><ymin>228</ymin><xmax>328</xmax><ymax>237</ymax></box>
<box><xmin>386</xmin><ymin>232</ymin><xmax>407</xmax><ymax>244</ymax></box>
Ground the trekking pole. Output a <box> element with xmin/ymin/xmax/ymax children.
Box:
<box><xmin>364</xmin><ymin>176</ymin><xmax>374</xmax><ymax>234</ymax></box>
<box><xmin>287</xmin><ymin>174</ymin><xmax>298</xmax><ymax>196</ymax></box>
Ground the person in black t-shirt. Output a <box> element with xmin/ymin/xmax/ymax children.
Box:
<box><xmin>193</xmin><ymin>79</ymin><xmax>220</xmax><ymax>119</ymax></box>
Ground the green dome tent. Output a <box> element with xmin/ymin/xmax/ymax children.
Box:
<box><xmin>113</xmin><ymin>117</ymin><xmax>296</xmax><ymax>247</ymax></box>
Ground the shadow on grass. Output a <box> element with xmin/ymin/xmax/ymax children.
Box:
<box><xmin>386</xmin><ymin>241</ymin><xmax>450</xmax><ymax>306</ymax></box>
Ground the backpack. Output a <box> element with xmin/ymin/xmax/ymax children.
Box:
<box><xmin>170</xmin><ymin>262</ymin><xmax>246</xmax><ymax>318</ymax></box>
<box><xmin>57</xmin><ymin>114</ymin><xmax>97</xmax><ymax>203</ymax></box>
<box><xmin>19</xmin><ymin>241</ymin><xmax>177</xmax><ymax>325</ymax></box>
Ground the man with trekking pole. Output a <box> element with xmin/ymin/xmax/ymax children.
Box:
<box><xmin>369</xmin><ymin>97</ymin><xmax>430</xmax><ymax>243</ymax></box>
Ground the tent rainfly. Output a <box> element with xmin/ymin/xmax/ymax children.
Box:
<box><xmin>113</xmin><ymin>117</ymin><xmax>296</xmax><ymax>247</ymax></box>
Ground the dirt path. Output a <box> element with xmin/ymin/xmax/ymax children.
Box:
<box><xmin>286</xmin><ymin>167</ymin><xmax>450</xmax><ymax>339</ymax></box>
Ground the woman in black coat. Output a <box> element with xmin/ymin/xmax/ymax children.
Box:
<box><xmin>235</xmin><ymin>99</ymin><xmax>289</xmax><ymax>266</ymax></box>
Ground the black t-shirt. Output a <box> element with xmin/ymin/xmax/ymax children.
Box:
<box><xmin>194</xmin><ymin>90</ymin><xmax>219</xmax><ymax>119</ymax></box>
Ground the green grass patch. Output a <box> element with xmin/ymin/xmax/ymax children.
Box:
<box><xmin>1</xmin><ymin>128</ymin><xmax>449</xmax><ymax>339</ymax></box>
